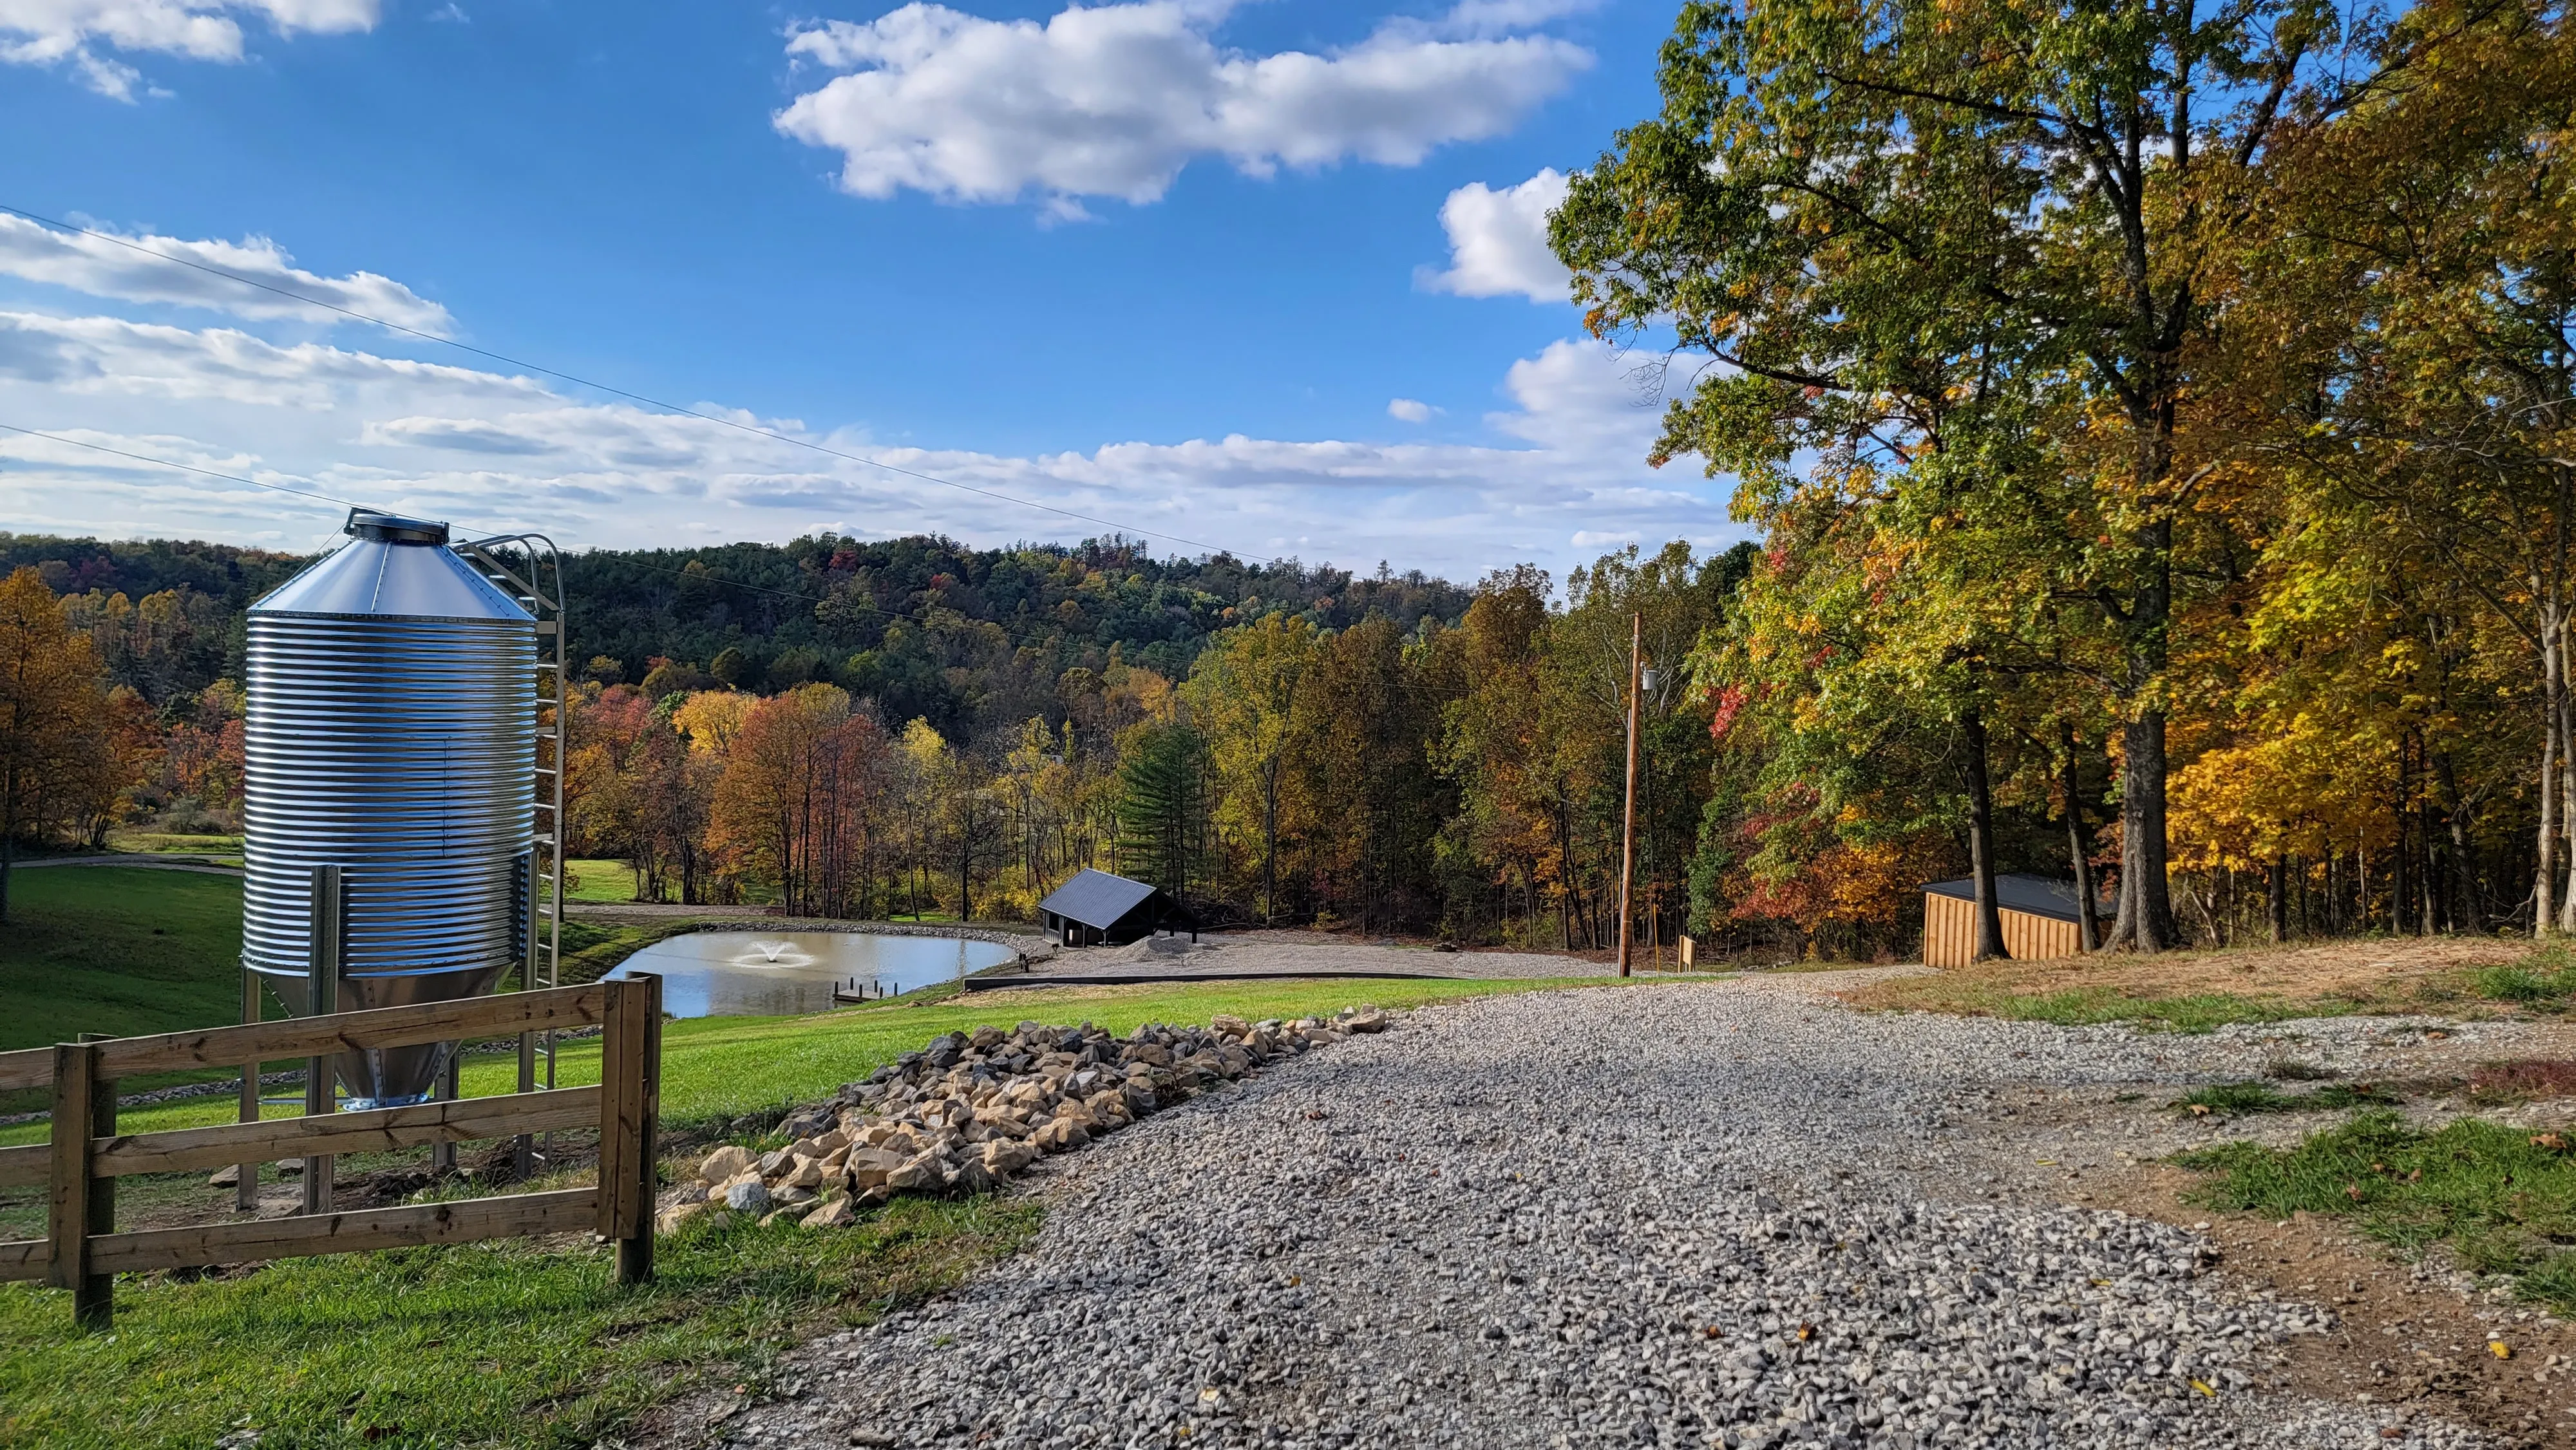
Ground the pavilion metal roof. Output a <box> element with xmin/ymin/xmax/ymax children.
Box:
<box><xmin>1038</xmin><ymin>869</ymin><xmax>1162</xmax><ymax>930</ymax></box>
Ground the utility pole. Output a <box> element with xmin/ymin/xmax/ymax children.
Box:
<box><xmin>1618</xmin><ymin>612</ymin><xmax>1642</xmax><ymax>977</ymax></box>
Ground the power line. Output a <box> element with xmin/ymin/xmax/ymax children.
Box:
<box><xmin>0</xmin><ymin>200</ymin><xmax>1277</xmax><ymax>564</ymax></box>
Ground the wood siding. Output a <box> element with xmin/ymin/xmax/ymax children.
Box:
<box><xmin>1921</xmin><ymin>892</ymin><xmax>2083</xmax><ymax>968</ymax></box>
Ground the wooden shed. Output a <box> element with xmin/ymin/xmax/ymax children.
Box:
<box><xmin>1037</xmin><ymin>868</ymin><xmax>1199</xmax><ymax>948</ymax></box>
<box><xmin>1920</xmin><ymin>874</ymin><xmax>2101</xmax><ymax>967</ymax></box>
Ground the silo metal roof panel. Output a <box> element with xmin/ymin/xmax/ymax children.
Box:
<box><xmin>1039</xmin><ymin>869</ymin><xmax>1160</xmax><ymax>928</ymax></box>
<box><xmin>252</xmin><ymin>536</ymin><xmax>528</xmax><ymax>622</ymax></box>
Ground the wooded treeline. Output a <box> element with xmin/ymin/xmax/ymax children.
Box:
<box><xmin>1553</xmin><ymin>0</ymin><xmax>2576</xmax><ymax>956</ymax></box>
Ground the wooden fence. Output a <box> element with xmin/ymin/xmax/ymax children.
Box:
<box><xmin>0</xmin><ymin>975</ymin><xmax>661</xmax><ymax>1331</ymax></box>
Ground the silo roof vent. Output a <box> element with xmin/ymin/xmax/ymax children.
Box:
<box><xmin>251</xmin><ymin>509</ymin><xmax>528</xmax><ymax>623</ymax></box>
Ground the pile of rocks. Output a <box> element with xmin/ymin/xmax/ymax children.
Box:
<box><xmin>656</xmin><ymin>1005</ymin><xmax>1390</xmax><ymax>1233</ymax></box>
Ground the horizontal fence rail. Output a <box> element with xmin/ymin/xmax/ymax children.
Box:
<box><xmin>0</xmin><ymin>976</ymin><xmax>659</xmax><ymax>1331</ymax></box>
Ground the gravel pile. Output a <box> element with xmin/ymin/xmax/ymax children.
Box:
<box><xmin>679</xmin><ymin>986</ymin><xmax>2491</xmax><ymax>1450</ymax></box>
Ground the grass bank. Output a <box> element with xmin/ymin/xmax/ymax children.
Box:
<box><xmin>2181</xmin><ymin>1111</ymin><xmax>2576</xmax><ymax>1314</ymax></box>
<box><xmin>1841</xmin><ymin>937</ymin><xmax>2561</xmax><ymax>1032</ymax></box>
<box><xmin>0</xmin><ymin>865</ymin><xmax>245</xmax><ymax>1056</ymax></box>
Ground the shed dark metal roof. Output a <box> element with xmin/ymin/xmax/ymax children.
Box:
<box><xmin>1038</xmin><ymin>869</ymin><xmax>1162</xmax><ymax>929</ymax></box>
<box><xmin>1922</xmin><ymin>873</ymin><xmax>2108</xmax><ymax>925</ymax></box>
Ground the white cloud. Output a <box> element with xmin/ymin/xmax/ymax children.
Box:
<box><xmin>0</xmin><ymin>310</ymin><xmax>534</xmax><ymax>407</ymax></box>
<box><xmin>0</xmin><ymin>0</ymin><xmax>377</xmax><ymax>99</ymax></box>
<box><xmin>773</xmin><ymin>1</ymin><xmax>1589</xmax><ymax>211</ymax></box>
<box><xmin>1423</xmin><ymin>166</ymin><xmax>1570</xmax><ymax>303</ymax></box>
<box><xmin>0</xmin><ymin>310</ymin><xmax>1739</xmax><ymax>578</ymax></box>
<box><xmin>0</xmin><ymin>215</ymin><xmax>453</xmax><ymax>333</ymax></box>
<box><xmin>1386</xmin><ymin>397</ymin><xmax>1436</xmax><ymax>423</ymax></box>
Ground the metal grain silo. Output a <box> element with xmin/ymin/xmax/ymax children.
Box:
<box><xmin>243</xmin><ymin>510</ymin><xmax>535</xmax><ymax>1108</ymax></box>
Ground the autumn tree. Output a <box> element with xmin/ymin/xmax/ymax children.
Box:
<box><xmin>0</xmin><ymin>567</ymin><xmax>111</xmax><ymax>921</ymax></box>
<box><xmin>1555</xmin><ymin>0</ymin><xmax>2371</xmax><ymax>949</ymax></box>
<box><xmin>1186</xmin><ymin>612</ymin><xmax>1318</xmax><ymax>924</ymax></box>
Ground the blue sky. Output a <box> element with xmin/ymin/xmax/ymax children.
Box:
<box><xmin>0</xmin><ymin>0</ymin><xmax>1745</xmax><ymax>582</ymax></box>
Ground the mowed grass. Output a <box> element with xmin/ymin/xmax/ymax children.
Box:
<box><xmin>0</xmin><ymin>961</ymin><xmax>1625</xmax><ymax>1447</ymax></box>
<box><xmin>0</xmin><ymin>865</ymin><xmax>247</xmax><ymax>1052</ymax></box>
<box><xmin>563</xmin><ymin>858</ymin><xmax>641</xmax><ymax>903</ymax></box>
<box><xmin>0</xmin><ymin>1194</ymin><xmax>1042</xmax><ymax>1450</ymax></box>
<box><xmin>2182</xmin><ymin>1111</ymin><xmax>2576</xmax><ymax>1314</ymax></box>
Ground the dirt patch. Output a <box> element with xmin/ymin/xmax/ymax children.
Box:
<box><xmin>2094</xmin><ymin>1163</ymin><xmax>2576</xmax><ymax>1448</ymax></box>
<box><xmin>1842</xmin><ymin>936</ymin><xmax>2537</xmax><ymax>1021</ymax></box>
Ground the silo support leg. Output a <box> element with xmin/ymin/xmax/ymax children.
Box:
<box><xmin>236</xmin><ymin>968</ymin><xmax>260</xmax><ymax>1212</ymax></box>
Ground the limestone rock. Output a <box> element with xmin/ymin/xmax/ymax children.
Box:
<box><xmin>887</xmin><ymin>1151</ymin><xmax>949</xmax><ymax>1192</ymax></box>
<box><xmin>207</xmin><ymin>1163</ymin><xmax>242</xmax><ymax>1189</ymax></box>
<box><xmin>656</xmin><ymin>1200</ymin><xmax>710</xmax><ymax>1235</ymax></box>
<box><xmin>981</xmin><ymin>1138</ymin><xmax>1037</xmax><ymax>1176</ymax></box>
<box><xmin>800</xmin><ymin>1198</ymin><xmax>856</xmax><ymax>1229</ymax></box>
<box><xmin>724</xmin><ymin>1178</ymin><xmax>773</xmax><ymax>1213</ymax></box>
<box><xmin>845</xmin><ymin>1147</ymin><xmax>908</xmax><ymax>1189</ymax></box>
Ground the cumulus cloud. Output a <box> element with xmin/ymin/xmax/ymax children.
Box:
<box><xmin>1423</xmin><ymin>166</ymin><xmax>1570</xmax><ymax>303</ymax></box>
<box><xmin>1386</xmin><ymin>397</ymin><xmax>1436</xmax><ymax>423</ymax></box>
<box><xmin>0</xmin><ymin>215</ymin><xmax>453</xmax><ymax>333</ymax></box>
<box><xmin>0</xmin><ymin>0</ymin><xmax>378</xmax><ymax>99</ymax></box>
<box><xmin>773</xmin><ymin>1</ymin><xmax>1589</xmax><ymax>211</ymax></box>
<box><xmin>0</xmin><ymin>306</ymin><xmax>1739</xmax><ymax>576</ymax></box>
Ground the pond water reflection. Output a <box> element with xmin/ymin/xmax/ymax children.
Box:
<box><xmin>605</xmin><ymin>930</ymin><xmax>1018</xmax><ymax>1017</ymax></box>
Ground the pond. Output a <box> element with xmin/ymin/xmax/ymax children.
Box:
<box><xmin>603</xmin><ymin>930</ymin><xmax>1021</xmax><ymax>1018</ymax></box>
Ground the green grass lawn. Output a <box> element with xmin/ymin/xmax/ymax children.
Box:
<box><xmin>0</xmin><ymin>1193</ymin><xmax>1041</xmax><ymax>1450</ymax></box>
<box><xmin>0</xmin><ymin>865</ymin><xmax>249</xmax><ymax>1052</ymax></box>
<box><xmin>0</xmin><ymin>970</ymin><xmax>1631</xmax><ymax>1448</ymax></box>
<box><xmin>562</xmin><ymin>858</ymin><xmax>641</xmax><ymax>903</ymax></box>
<box><xmin>2183</xmin><ymin>1111</ymin><xmax>2576</xmax><ymax>1313</ymax></box>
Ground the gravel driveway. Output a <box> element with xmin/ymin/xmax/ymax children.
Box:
<box><xmin>669</xmin><ymin>983</ymin><xmax>2496</xmax><ymax>1450</ymax></box>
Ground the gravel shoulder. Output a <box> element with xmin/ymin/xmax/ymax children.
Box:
<box><xmin>1027</xmin><ymin>932</ymin><xmax>1620</xmax><ymax>982</ymax></box>
<box><xmin>650</xmin><ymin>981</ymin><xmax>2573</xmax><ymax>1450</ymax></box>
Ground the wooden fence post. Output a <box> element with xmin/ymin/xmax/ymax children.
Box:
<box><xmin>47</xmin><ymin>1037</ymin><xmax>113</xmax><ymax>1331</ymax></box>
<box><xmin>622</xmin><ymin>973</ymin><xmax>660</xmax><ymax>1286</ymax></box>
<box><xmin>595</xmin><ymin>975</ymin><xmax>661</xmax><ymax>1285</ymax></box>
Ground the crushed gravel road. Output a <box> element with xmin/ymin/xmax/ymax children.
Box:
<box><xmin>664</xmin><ymin>983</ymin><xmax>2508</xmax><ymax>1450</ymax></box>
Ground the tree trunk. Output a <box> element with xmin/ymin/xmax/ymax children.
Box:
<box><xmin>1964</xmin><ymin>709</ymin><xmax>2004</xmax><ymax>961</ymax></box>
<box><xmin>1261</xmin><ymin>760</ymin><xmax>1279</xmax><ymax>928</ymax></box>
<box><xmin>2561</xmin><ymin>614</ymin><xmax>2576</xmax><ymax>934</ymax></box>
<box><xmin>2438</xmin><ymin>753</ymin><xmax>2485</xmax><ymax>935</ymax></box>
<box><xmin>2394</xmin><ymin>739</ymin><xmax>2413</xmax><ymax>936</ymax></box>
<box><xmin>2060</xmin><ymin>722</ymin><xmax>2099</xmax><ymax>952</ymax></box>
<box><xmin>2539</xmin><ymin>617</ymin><xmax>2562</xmax><ymax>937</ymax></box>
<box><xmin>2268</xmin><ymin>856</ymin><xmax>2287</xmax><ymax>944</ymax></box>
<box><xmin>2106</xmin><ymin>704</ymin><xmax>2176</xmax><ymax>952</ymax></box>
<box><xmin>0</xmin><ymin>760</ymin><xmax>14</xmax><ymax>927</ymax></box>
